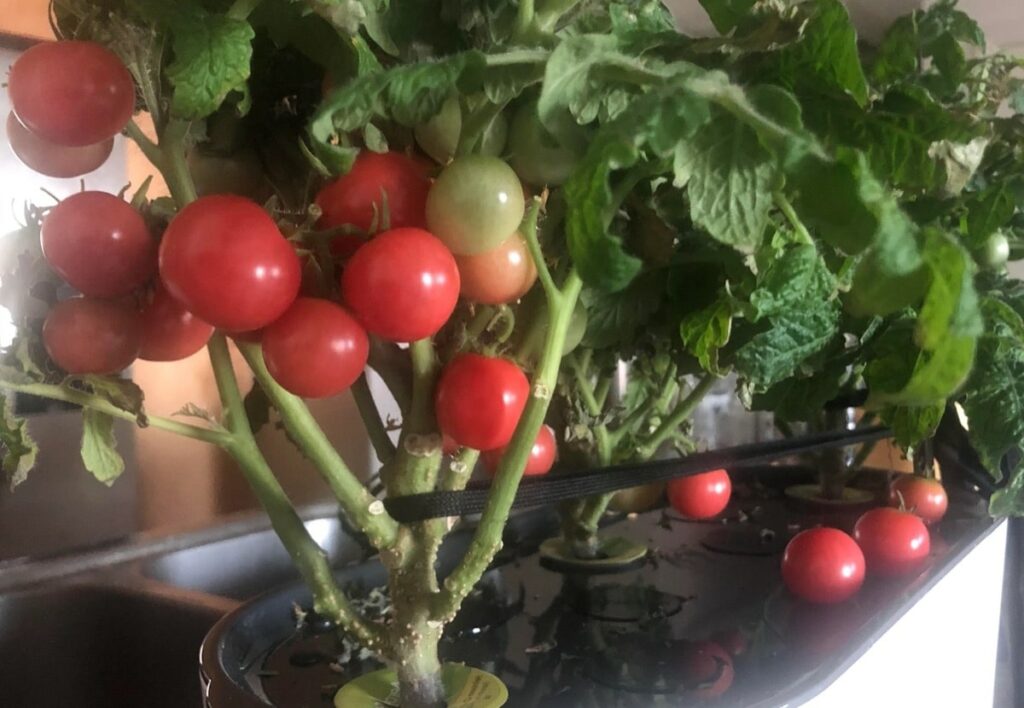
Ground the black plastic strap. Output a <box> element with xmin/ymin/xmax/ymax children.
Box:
<box><xmin>383</xmin><ymin>425</ymin><xmax>891</xmax><ymax>523</ymax></box>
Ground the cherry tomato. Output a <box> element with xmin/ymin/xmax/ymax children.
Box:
<box><xmin>341</xmin><ymin>227</ymin><xmax>459</xmax><ymax>342</ymax></box>
<box><xmin>680</xmin><ymin>641</ymin><xmax>734</xmax><ymax>698</ymax></box>
<box><xmin>138</xmin><ymin>285</ymin><xmax>214</xmax><ymax>362</ymax></box>
<box><xmin>508</xmin><ymin>101</ymin><xmax>580</xmax><ymax>187</ymax></box>
<box><xmin>425</xmin><ymin>155</ymin><xmax>525</xmax><ymax>255</ymax></box>
<box><xmin>6</xmin><ymin>112</ymin><xmax>113</xmax><ymax>178</ymax></box>
<box><xmin>159</xmin><ymin>196</ymin><xmax>301</xmax><ymax>332</ymax></box>
<box><xmin>853</xmin><ymin>507</ymin><xmax>931</xmax><ymax>577</ymax></box>
<box><xmin>43</xmin><ymin>298</ymin><xmax>140</xmax><ymax>374</ymax></box>
<box><xmin>482</xmin><ymin>424</ymin><xmax>556</xmax><ymax>476</ymax></box>
<box><xmin>455</xmin><ymin>232</ymin><xmax>537</xmax><ymax>304</ymax></box>
<box><xmin>415</xmin><ymin>95</ymin><xmax>461</xmax><ymax>164</ymax></box>
<box><xmin>436</xmin><ymin>354</ymin><xmax>529</xmax><ymax>450</ymax></box>
<box><xmin>514</xmin><ymin>290</ymin><xmax>588</xmax><ymax>361</ymax></box>
<box><xmin>667</xmin><ymin>469</ymin><xmax>731</xmax><ymax>519</ymax></box>
<box><xmin>609</xmin><ymin>482</ymin><xmax>665</xmax><ymax>513</ymax></box>
<box><xmin>41</xmin><ymin>191</ymin><xmax>156</xmax><ymax>299</ymax></box>
<box><xmin>889</xmin><ymin>475</ymin><xmax>948</xmax><ymax>524</ymax></box>
<box><xmin>8</xmin><ymin>41</ymin><xmax>135</xmax><ymax>147</ymax></box>
<box><xmin>316</xmin><ymin>151</ymin><xmax>431</xmax><ymax>234</ymax></box>
<box><xmin>977</xmin><ymin>231</ymin><xmax>1010</xmax><ymax>270</ymax></box>
<box><xmin>781</xmin><ymin>527</ymin><xmax>865</xmax><ymax>604</ymax></box>
<box><xmin>261</xmin><ymin>298</ymin><xmax>368</xmax><ymax>399</ymax></box>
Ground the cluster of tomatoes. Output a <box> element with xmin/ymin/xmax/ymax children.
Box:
<box><xmin>6</xmin><ymin>39</ymin><xmax>558</xmax><ymax>471</ymax></box>
<box><xmin>782</xmin><ymin>475</ymin><xmax>948</xmax><ymax>604</ymax></box>
<box><xmin>5</xmin><ymin>41</ymin><xmax>132</xmax><ymax>178</ymax></box>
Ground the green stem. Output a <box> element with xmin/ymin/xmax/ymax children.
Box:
<box><xmin>536</xmin><ymin>0</ymin><xmax>581</xmax><ymax>30</ymax></box>
<box><xmin>512</xmin><ymin>0</ymin><xmax>536</xmax><ymax>42</ymax></box>
<box><xmin>774</xmin><ymin>191</ymin><xmax>813</xmax><ymax>244</ymax></box>
<box><xmin>568</xmin><ymin>354</ymin><xmax>602</xmax><ymax>417</ymax></box>
<box><xmin>521</xmin><ymin>198</ymin><xmax>558</xmax><ymax>301</ymax></box>
<box><xmin>159</xmin><ymin>119</ymin><xmax>198</xmax><ymax>206</ymax></box>
<box><xmin>237</xmin><ymin>342</ymin><xmax>399</xmax><ymax>550</ymax></box>
<box><xmin>0</xmin><ymin>381</ymin><xmax>230</xmax><ymax>446</ymax></box>
<box><xmin>367</xmin><ymin>337</ymin><xmax>412</xmax><ymax>414</ymax></box>
<box><xmin>407</xmin><ymin>339</ymin><xmax>439</xmax><ymax>436</ymax></box>
<box><xmin>352</xmin><ymin>374</ymin><xmax>396</xmax><ymax>464</ymax></box>
<box><xmin>124</xmin><ymin>120</ymin><xmax>164</xmax><ymax>170</ymax></box>
<box><xmin>385</xmin><ymin>339</ymin><xmax>442</xmax><ymax>498</ymax></box>
<box><xmin>433</xmin><ymin>271</ymin><xmax>583</xmax><ymax>622</ymax></box>
<box><xmin>636</xmin><ymin>374</ymin><xmax>716</xmax><ymax>459</ymax></box>
<box><xmin>440</xmin><ymin>447</ymin><xmax>480</xmax><ymax>492</ymax></box>
<box><xmin>207</xmin><ymin>336</ymin><xmax>385</xmax><ymax>651</ymax></box>
<box><xmin>594</xmin><ymin>377</ymin><xmax>612</xmax><ymax>412</ymax></box>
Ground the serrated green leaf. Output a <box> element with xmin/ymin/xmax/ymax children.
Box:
<box><xmin>964</xmin><ymin>184</ymin><xmax>1017</xmax><ymax>248</ymax></box>
<box><xmin>68</xmin><ymin>375</ymin><xmax>147</xmax><ymax>426</ymax></box>
<box><xmin>680</xmin><ymin>298</ymin><xmax>732</xmax><ymax>375</ymax></box>
<box><xmin>675</xmin><ymin>109</ymin><xmax>776</xmax><ymax>254</ymax></box>
<box><xmin>749</xmin><ymin>245</ymin><xmax>836</xmax><ymax>321</ymax></box>
<box><xmin>750</xmin><ymin>362</ymin><xmax>846</xmax><ymax>423</ymax></box>
<box><xmin>697</xmin><ymin>0</ymin><xmax>756</xmax><ymax>34</ymax></box>
<box><xmin>880</xmin><ymin>403</ymin><xmax>946</xmax><ymax>449</ymax></box>
<box><xmin>734</xmin><ymin>305</ymin><xmax>840</xmax><ymax>389</ymax></box>
<box><xmin>149</xmin><ymin>1</ymin><xmax>255</xmax><ymax>120</ymax></box>
<box><xmin>580</xmin><ymin>273</ymin><xmax>664</xmax><ymax>349</ymax></box>
<box><xmin>174</xmin><ymin>403</ymin><xmax>227</xmax><ymax>432</ymax></box>
<box><xmin>81</xmin><ymin>409</ymin><xmax>124</xmax><ymax>486</ymax></box>
<box><xmin>770</xmin><ymin>0</ymin><xmax>868</xmax><ymax>107</ymax></box>
<box><xmin>0</xmin><ymin>396</ymin><xmax>37</xmax><ymax>491</ymax></box>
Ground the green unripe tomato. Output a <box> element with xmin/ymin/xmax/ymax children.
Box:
<box><xmin>426</xmin><ymin>155</ymin><xmax>525</xmax><ymax>255</ymax></box>
<box><xmin>479</xmin><ymin>111</ymin><xmax>508</xmax><ymax>157</ymax></box>
<box><xmin>187</xmin><ymin>148</ymin><xmax>271</xmax><ymax>202</ymax></box>
<box><xmin>508</xmin><ymin>102</ymin><xmax>580</xmax><ymax>186</ymax></box>
<box><xmin>515</xmin><ymin>289</ymin><xmax>588</xmax><ymax>361</ymax></box>
<box><xmin>610</xmin><ymin>482</ymin><xmax>666</xmax><ymax>513</ymax></box>
<box><xmin>414</xmin><ymin>96</ymin><xmax>461</xmax><ymax>165</ymax></box>
<box><xmin>976</xmin><ymin>231</ymin><xmax>1010</xmax><ymax>270</ymax></box>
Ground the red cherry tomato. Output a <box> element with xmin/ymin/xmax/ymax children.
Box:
<box><xmin>138</xmin><ymin>285</ymin><xmax>214</xmax><ymax>362</ymax></box>
<box><xmin>6</xmin><ymin>112</ymin><xmax>113</xmax><ymax>178</ymax></box>
<box><xmin>43</xmin><ymin>298</ymin><xmax>140</xmax><ymax>374</ymax></box>
<box><xmin>667</xmin><ymin>469</ymin><xmax>731</xmax><ymax>519</ymax></box>
<box><xmin>341</xmin><ymin>228</ymin><xmax>459</xmax><ymax>342</ymax></box>
<box><xmin>889</xmin><ymin>475</ymin><xmax>948</xmax><ymax>524</ymax></box>
<box><xmin>436</xmin><ymin>354</ymin><xmax>529</xmax><ymax>450</ymax></box>
<box><xmin>680</xmin><ymin>641</ymin><xmax>734</xmax><ymax>698</ymax></box>
<box><xmin>159</xmin><ymin>196</ymin><xmax>301</xmax><ymax>332</ymax></box>
<box><xmin>41</xmin><ymin>191</ymin><xmax>156</xmax><ymax>299</ymax></box>
<box><xmin>8</xmin><ymin>41</ymin><xmax>135</xmax><ymax>147</ymax></box>
<box><xmin>261</xmin><ymin>298</ymin><xmax>369</xmax><ymax>399</ymax></box>
<box><xmin>316</xmin><ymin>151</ymin><xmax>431</xmax><ymax>235</ymax></box>
<box><xmin>853</xmin><ymin>507</ymin><xmax>931</xmax><ymax>577</ymax></box>
<box><xmin>482</xmin><ymin>424</ymin><xmax>556</xmax><ymax>476</ymax></box>
<box><xmin>781</xmin><ymin>528</ymin><xmax>865</xmax><ymax>604</ymax></box>
<box><xmin>455</xmin><ymin>232</ymin><xmax>537</xmax><ymax>304</ymax></box>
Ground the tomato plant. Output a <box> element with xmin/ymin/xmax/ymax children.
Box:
<box><xmin>6</xmin><ymin>112</ymin><xmax>113</xmax><ymax>178</ymax></box>
<box><xmin>261</xmin><ymin>298</ymin><xmax>369</xmax><ymax>399</ymax></box>
<box><xmin>159</xmin><ymin>195</ymin><xmax>302</xmax><ymax>332</ymax></box>
<box><xmin>680</xmin><ymin>641</ymin><xmax>734</xmax><ymax>698</ymax></box>
<box><xmin>41</xmin><ymin>191</ymin><xmax>156</xmax><ymax>299</ymax></box>
<box><xmin>341</xmin><ymin>227</ymin><xmax>459</xmax><ymax>342</ymax></box>
<box><xmin>435</xmin><ymin>354</ymin><xmax>529</xmax><ymax>450</ymax></box>
<box><xmin>455</xmin><ymin>233</ymin><xmax>537</xmax><ymax>305</ymax></box>
<box><xmin>889</xmin><ymin>475</ymin><xmax>948</xmax><ymax>524</ymax></box>
<box><xmin>425</xmin><ymin>155</ymin><xmax>525</xmax><ymax>255</ymax></box>
<box><xmin>43</xmin><ymin>297</ymin><xmax>141</xmax><ymax>375</ymax></box>
<box><xmin>507</xmin><ymin>101</ymin><xmax>580</xmax><ymax>187</ymax></box>
<box><xmin>138</xmin><ymin>285</ymin><xmax>214</xmax><ymax>362</ymax></box>
<box><xmin>8</xmin><ymin>41</ymin><xmax>135</xmax><ymax>147</ymax></box>
<box><xmin>482</xmin><ymin>424</ymin><xmax>556</xmax><ymax>476</ymax></box>
<box><xmin>976</xmin><ymin>231</ymin><xmax>1009</xmax><ymax>270</ymax></box>
<box><xmin>781</xmin><ymin>528</ymin><xmax>865</xmax><ymax>604</ymax></box>
<box><xmin>316</xmin><ymin>151</ymin><xmax>431</xmax><ymax>234</ymax></box>
<box><xmin>667</xmin><ymin>469</ymin><xmax>731</xmax><ymax>519</ymax></box>
<box><xmin>853</xmin><ymin>507</ymin><xmax>931</xmax><ymax>577</ymax></box>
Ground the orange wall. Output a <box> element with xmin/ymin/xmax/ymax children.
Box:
<box><xmin>0</xmin><ymin>0</ymin><xmax>53</xmax><ymax>40</ymax></box>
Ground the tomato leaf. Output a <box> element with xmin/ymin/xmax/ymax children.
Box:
<box><xmin>697</xmin><ymin>0</ymin><xmax>756</xmax><ymax>34</ymax></box>
<box><xmin>674</xmin><ymin>108</ymin><xmax>776</xmax><ymax>254</ymax></box>
<box><xmin>141</xmin><ymin>0</ymin><xmax>256</xmax><ymax>120</ymax></box>
<box><xmin>680</xmin><ymin>298</ymin><xmax>733</xmax><ymax>375</ymax></box>
<box><xmin>174</xmin><ymin>403</ymin><xmax>227</xmax><ymax>433</ymax></box>
<box><xmin>879</xmin><ymin>403</ymin><xmax>946</xmax><ymax>449</ymax></box>
<box><xmin>0</xmin><ymin>396</ymin><xmax>38</xmax><ymax>491</ymax></box>
<box><xmin>580</xmin><ymin>273</ymin><xmax>665</xmax><ymax>349</ymax></box>
<box><xmin>81</xmin><ymin>409</ymin><xmax>125</xmax><ymax>487</ymax></box>
<box><xmin>68</xmin><ymin>375</ymin><xmax>148</xmax><ymax>426</ymax></box>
